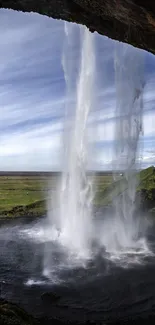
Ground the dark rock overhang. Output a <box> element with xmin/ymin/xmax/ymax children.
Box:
<box><xmin>0</xmin><ymin>1</ymin><xmax>155</xmax><ymax>54</ymax></box>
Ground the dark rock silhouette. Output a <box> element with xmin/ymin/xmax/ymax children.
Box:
<box><xmin>1</xmin><ymin>1</ymin><xmax>155</xmax><ymax>53</ymax></box>
<box><xmin>0</xmin><ymin>298</ymin><xmax>39</xmax><ymax>325</ymax></box>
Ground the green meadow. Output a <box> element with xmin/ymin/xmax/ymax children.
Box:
<box><xmin>0</xmin><ymin>167</ymin><xmax>155</xmax><ymax>218</ymax></box>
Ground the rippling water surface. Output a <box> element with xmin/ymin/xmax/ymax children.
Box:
<box><xmin>0</xmin><ymin>216</ymin><xmax>155</xmax><ymax>324</ymax></box>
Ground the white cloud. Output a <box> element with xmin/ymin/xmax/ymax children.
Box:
<box><xmin>0</xmin><ymin>9</ymin><xmax>155</xmax><ymax>170</ymax></box>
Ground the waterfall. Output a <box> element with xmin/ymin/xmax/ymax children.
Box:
<box><xmin>44</xmin><ymin>28</ymin><xmax>149</xmax><ymax>272</ymax></box>
<box><xmin>54</xmin><ymin>23</ymin><xmax>95</xmax><ymax>258</ymax></box>
<box><xmin>114</xmin><ymin>44</ymin><xmax>144</xmax><ymax>247</ymax></box>
<box><xmin>111</xmin><ymin>42</ymin><xmax>145</xmax><ymax>251</ymax></box>
<box><xmin>96</xmin><ymin>42</ymin><xmax>149</xmax><ymax>258</ymax></box>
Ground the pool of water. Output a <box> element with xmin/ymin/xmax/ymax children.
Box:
<box><xmin>0</xmin><ymin>216</ymin><xmax>155</xmax><ymax>324</ymax></box>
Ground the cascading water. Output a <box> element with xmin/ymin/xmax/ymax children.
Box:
<box><xmin>22</xmin><ymin>25</ymin><xmax>151</xmax><ymax>277</ymax></box>
<box><xmin>48</xmin><ymin>23</ymin><xmax>95</xmax><ymax>259</ymax></box>
<box><xmin>45</xmin><ymin>32</ymin><xmax>150</xmax><ymax>267</ymax></box>
<box><xmin>100</xmin><ymin>42</ymin><xmax>147</xmax><ymax>255</ymax></box>
<box><xmin>113</xmin><ymin>43</ymin><xmax>144</xmax><ymax>249</ymax></box>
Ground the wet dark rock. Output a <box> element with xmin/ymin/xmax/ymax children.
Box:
<box><xmin>0</xmin><ymin>298</ymin><xmax>104</xmax><ymax>325</ymax></box>
<box><xmin>0</xmin><ymin>299</ymin><xmax>39</xmax><ymax>325</ymax></box>
<box><xmin>1</xmin><ymin>1</ymin><xmax>155</xmax><ymax>54</ymax></box>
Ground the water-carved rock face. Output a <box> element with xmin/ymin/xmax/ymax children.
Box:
<box><xmin>0</xmin><ymin>0</ymin><xmax>155</xmax><ymax>53</ymax></box>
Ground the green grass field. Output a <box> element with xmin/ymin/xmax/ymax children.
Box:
<box><xmin>0</xmin><ymin>175</ymin><xmax>58</xmax><ymax>217</ymax></box>
<box><xmin>0</xmin><ymin>167</ymin><xmax>155</xmax><ymax>218</ymax></box>
<box><xmin>0</xmin><ymin>173</ymin><xmax>113</xmax><ymax>218</ymax></box>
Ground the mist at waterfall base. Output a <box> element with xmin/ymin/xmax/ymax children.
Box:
<box><xmin>1</xmin><ymin>26</ymin><xmax>155</xmax><ymax>324</ymax></box>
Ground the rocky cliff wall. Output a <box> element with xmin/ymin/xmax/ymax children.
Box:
<box><xmin>0</xmin><ymin>0</ymin><xmax>155</xmax><ymax>53</ymax></box>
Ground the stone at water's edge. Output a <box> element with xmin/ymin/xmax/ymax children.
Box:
<box><xmin>0</xmin><ymin>299</ymin><xmax>39</xmax><ymax>325</ymax></box>
<box><xmin>0</xmin><ymin>0</ymin><xmax>155</xmax><ymax>54</ymax></box>
<box><xmin>0</xmin><ymin>298</ymin><xmax>102</xmax><ymax>325</ymax></box>
<box><xmin>0</xmin><ymin>299</ymin><xmax>65</xmax><ymax>325</ymax></box>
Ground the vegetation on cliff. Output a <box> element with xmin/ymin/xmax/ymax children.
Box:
<box><xmin>94</xmin><ymin>166</ymin><xmax>155</xmax><ymax>214</ymax></box>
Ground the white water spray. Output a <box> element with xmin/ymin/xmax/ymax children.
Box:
<box><xmin>52</xmin><ymin>24</ymin><xmax>95</xmax><ymax>258</ymax></box>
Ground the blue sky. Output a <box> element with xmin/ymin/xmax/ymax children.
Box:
<box><xmin>0</xmin><ymin>9</ymin><xmax>155</xmax><ymax>171</ymax></box>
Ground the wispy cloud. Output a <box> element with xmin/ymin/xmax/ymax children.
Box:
<box><xmin>0</xmin><ymin>9</ymin><xmax>154</xmax><ymax>170</ymax></box>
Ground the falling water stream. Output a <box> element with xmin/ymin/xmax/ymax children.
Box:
<box><xmin>44</xmin><ymin>25</ymin><xmax>150</xmax><ymax>267</ymax></box>
<box><xmin>112</xmin><ymin>43</ymin><xmax>145</xmax><ymax>250</ymax></box>
<box><xmin>45</xmin><ymin>24</ymin><xmax>95</xmax><ymax>260</ymax></box>
<box><xmin>98</xmin><ymin>43</ymin><xmax>148</xmax><ymax>257</ymax></box>
<box><xmin>58</xmin><ymin>25</ymin><xmax>95</xmax><ymax>257</ymax></box>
